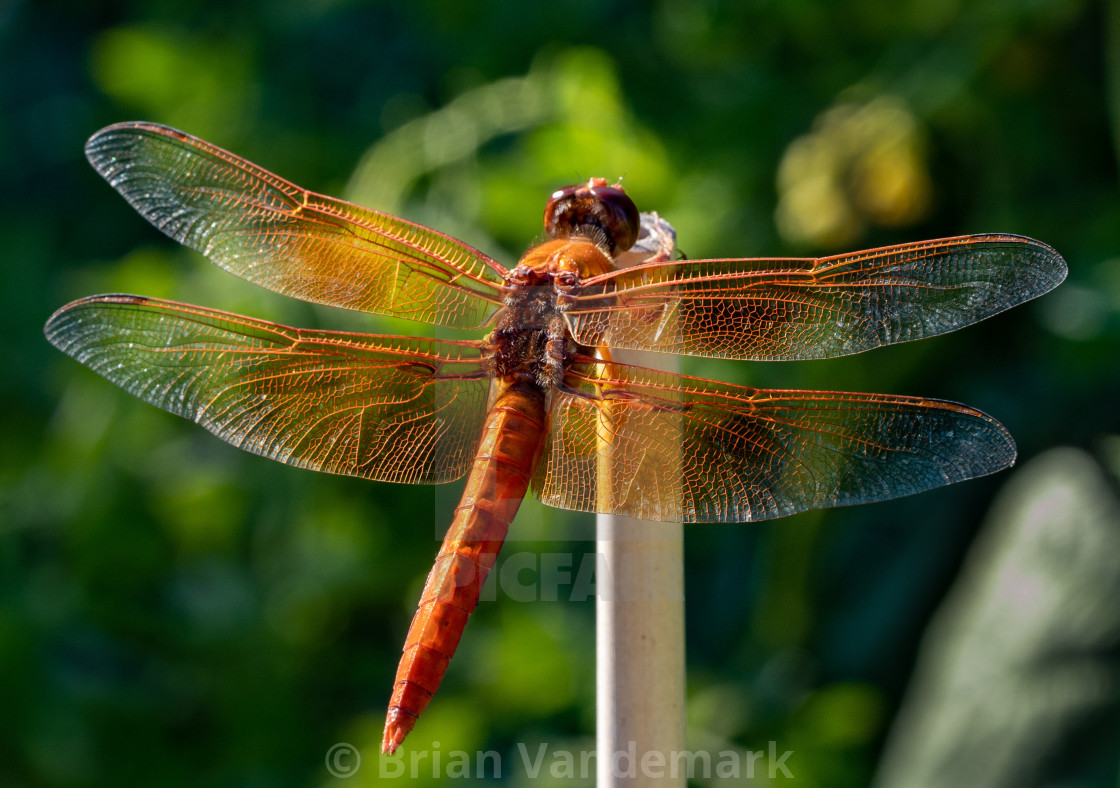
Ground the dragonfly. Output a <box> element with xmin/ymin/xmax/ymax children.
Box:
<box><xmin>46</xmin><ymin>122</ymin><xmax>1066</xmax><ymax>754</ymax></box>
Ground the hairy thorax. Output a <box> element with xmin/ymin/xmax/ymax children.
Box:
<box><xmin>484</xmin><ymin>237</ymin><xmax>616</xmax><ymax>390</ymax></box>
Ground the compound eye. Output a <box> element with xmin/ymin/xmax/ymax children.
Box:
<box><xmin>587</xmin><ymin>185</ymin><xmax>640</xmax><ymax>253</ymax></box>
<box><xmin>543</xmin><ymin>185</ymin><xmax>581</xmax><ymax>228</ymax></box>
<box><xmin>543</xmin><ymin>181</ymin><xmax>640</xmax><ymax>254</ymax></box>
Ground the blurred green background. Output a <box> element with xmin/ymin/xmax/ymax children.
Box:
<box><xmin>3</xmin><ymin>0</ymin><xmax>1119</xmax><ymax>785</ymax></box>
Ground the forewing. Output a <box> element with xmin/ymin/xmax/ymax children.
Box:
<box><xmin>566</xmin><ymin>235</ymin><xmax>1067</xmax><ymax>359</ymax></box>
<box><xmin>532</xmin><ymin>360</ymin><xmax>1015</xmax><ymax>522</ymax></box>
<box><xmin>85</xmin><ymin>122</ymin><xmax>507</xmax><ymax>329</ymax></box>
<box><xmin>45</xmin><ymin>296</ymin><xmax>491</xmax><ymax>484</ymax></box>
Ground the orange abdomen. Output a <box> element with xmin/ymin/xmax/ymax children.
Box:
<box><xmin>382</xmin><ymin>380</ymin><xmax>547</xmax><ymax>754</ymax></box>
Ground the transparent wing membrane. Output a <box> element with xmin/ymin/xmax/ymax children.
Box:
<box><xmin>85</xmin><ymin>123</ymin><xmax>507</xmax><ymax>329</ymax></box>
<box><xmin>533</xmin><ymin>359</ymin><xmax>1016</xmax><ymax>522</ymax></box>
<box><xmin>566</xmin><ymin>235</ymin><xmax>1066</xmax><ymax>360</ymax></box>
<box><xmin>45</xmin><ymin>295</ymin><xmax>491</xmax><ymax>484</ymax></box>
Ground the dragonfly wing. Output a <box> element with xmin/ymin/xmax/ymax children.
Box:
<box><xmin>566</xmin><ymin>234</ymin><xmax>1066</xmax><ymax>359</ymax></box>
<box><xmin>532</xmin><ymin>360</ymin><xmax>1015</xmax><ymax>522</ymax></box>
<box><xmin>45</xmin><ymin>296</ymin><xmax>491</xmax><ymax>484</ymax></box>
<box><xmin>85</xmin><ymin>123</ymin><xmax>507</xmax><ymax>329</ymax></box>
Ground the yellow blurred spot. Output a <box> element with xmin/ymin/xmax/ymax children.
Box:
<box><xmin>777</xmin><ymin>97</ymin><xmax>932</xmax><ymax>248</ymax></box>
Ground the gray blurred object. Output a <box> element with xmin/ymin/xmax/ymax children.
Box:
<box><xmin>874</xmin><ymin>448</ymin><xmax>1120</xmax><ymax>788</ymax></box>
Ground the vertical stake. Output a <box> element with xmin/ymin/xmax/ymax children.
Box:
<box><xmin>595</xmin><ymin>212</ymin><xmax>685</xmax><ymax>786</ymax></box>
<box><xmin>596</xmin><ymin>507</ymin><xmax>685</xmax><ymax>786</ymax></box>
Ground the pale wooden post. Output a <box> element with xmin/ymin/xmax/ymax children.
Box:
<box><xmin>596</xmin><ymin>215</ymin><xmax>686</xmax><ymax>786</ymax></box>
<box><xmin>596</xmin><ymin>475</ymin><xmax>685</xmax><ymax>785</ymax></box>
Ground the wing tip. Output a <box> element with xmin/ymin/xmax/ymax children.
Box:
<box><xmin>44</xmin><ymin>294</ymin><xmax>152</xmax><ymax>350</ymax></box>
<box><xmin>972</xmin><ymin>232</ymin><xmax>1069</xmax><ymax>297</ymax></box>
<box><xmin>85</xmin><ymin>121</ymin><xmax>193</xmax><ymax>177</ymax></box>
<box><xmin>970</xmin><ymin>418</ymin><xmax>1018</xmax><ymax>479</ymax></box>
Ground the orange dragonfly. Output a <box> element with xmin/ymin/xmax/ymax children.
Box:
<box><xmin>46</xmin><ymin>122</ymin><xmax>1066</xmax><ymax>754</ymax></box>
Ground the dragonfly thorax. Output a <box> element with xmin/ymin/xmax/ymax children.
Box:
<box><xmin>511</xmin><ymin>237</ymin><xmax>617</xmax><ymax>288</ymax></box>
<box><xmin>487</xmin><ymin>236</ymin><xmax>616</xmax><ymax>390</ymax></box>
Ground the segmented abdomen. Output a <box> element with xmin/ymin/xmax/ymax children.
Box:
<box><xmin>382</xmin><ymin>380</ymin><xmax>547</xmax><ymax>754</ymax></box>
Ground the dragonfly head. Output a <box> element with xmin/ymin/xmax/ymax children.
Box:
<box><xmin>544</xmin><ymin>177</ymin><xmax>640</xmax><ymax>255</ymax></box>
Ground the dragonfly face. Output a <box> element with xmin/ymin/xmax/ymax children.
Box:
<box><xmin>44</xmin><ymin>122</ymin><xmax>1067</xmax><ymax>753</ymax></box>
<box><xmin>543</xmin><ymin>178</ymin><xmax>641</xmax><ymax>254</ymax></box>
